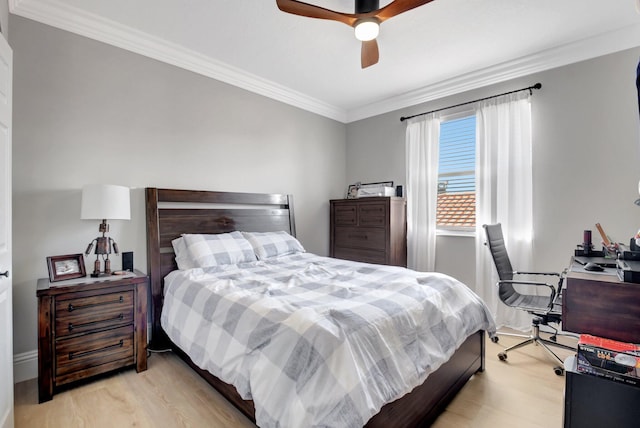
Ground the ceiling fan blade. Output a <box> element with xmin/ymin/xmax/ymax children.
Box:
<box><xmin>361</xmin><ymin>39</ymin><xmax>379</xmax><ymax>68</ymax></box>
<box><xmin>376</xmin><ymin>0</ymin><xmax>436</xmax><ymax>22</ymax></box>
<box><xmin>276</xmin><ymin>0</ymin><xmax>357</xmax><ymax>26</ymax></box>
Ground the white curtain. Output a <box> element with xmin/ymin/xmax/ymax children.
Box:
<box><xmin>405</xmin><ymin>114</ymin><xmax>440</xmax><ymax>272</ymax></box>
<box><xmin>475</xmin><ymin>91</ymin><xmax>534</xmax><ymax>330</ymax></box>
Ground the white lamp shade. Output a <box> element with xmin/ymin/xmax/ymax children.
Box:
<box><xmin>81</xmin><ymin>184</ymin><xmax>131</xmax><ymax>220</ymax></box>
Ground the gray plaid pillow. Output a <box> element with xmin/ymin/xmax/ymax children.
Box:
<box><xmin>182</xmin><ymin>232</ymin><xmax>257</xmax><ymax>267</ymax></box>
<box><xmin>242</xmin><ymin>231</ymin><xmax>305</xmax><ymax>260</ymax></box>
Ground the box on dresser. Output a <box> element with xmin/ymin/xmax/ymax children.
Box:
<box><xmin>330</xmin><ymin>197</ymin><xmax>406</xmax><ymax>267</ymax></box>
<box><xmin>36</xmin><ymin>270</ymin><xmax>148</xmax><ymax>402</ymax></box>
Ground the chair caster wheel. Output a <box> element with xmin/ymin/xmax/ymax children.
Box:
<box><xmin>550</xmin><ymin>335</ymin><xmax>557</xmax><ymax>342</ymax></box>
<box><xmin>554</xmin><ymin>366</ymin><xmax>564</xmax><ymax>376</ymax></box>
<box><xmin>491</xmin><ymin>336</ymin><xmax>499</xmax><ymax>343</ymax></box>
<box><xmin>498</xmin><ymin>352</ymin><xmax>507</xmax><ymax>361</ymax></box>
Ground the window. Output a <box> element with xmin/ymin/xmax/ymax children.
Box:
<box><xmin>436</xmin><ymin>114</ymin><xmax>476</xmax><ymax>229</ymax></box>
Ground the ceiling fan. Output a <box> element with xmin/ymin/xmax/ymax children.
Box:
<box><xmin>276</xmin><ymin>0</ymin><xmax>435</xmax><ymax>68</ymax></box>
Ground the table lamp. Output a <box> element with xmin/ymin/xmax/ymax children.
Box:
<box><xmin>81</xmin><ymin>184</ymin><xmax>130</xmax><ymax>277</ymax></box>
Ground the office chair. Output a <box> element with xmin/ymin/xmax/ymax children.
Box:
<box><xmin>483</xmin><ymin>223</ymin><xmax>575</xmax><ymax>375</ymax></box>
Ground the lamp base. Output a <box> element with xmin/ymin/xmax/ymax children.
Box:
<box><xmin>90</xmin><ymin>272</ymin><xmax>113</xmax><ymax>278</ymax></box>
<box><xmin>90</xmin><ymin>258</ymin><xmax>112</xmax><ymax>277</ymax></box>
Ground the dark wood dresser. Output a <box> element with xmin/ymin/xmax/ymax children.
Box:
<box><xmin>330</xmin><ymin>197</ymin><xmax>407</xmax><ymax>267</ymax></box>
<box><xmin>37</xmin><ymin>270</ymin><xmax>148</xmax><ymax>402</ymax></box>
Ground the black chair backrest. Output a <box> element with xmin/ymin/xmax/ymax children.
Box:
<box><xmin>483</xmin><ymin>223</ymin><xmax>514</xmax><ymax>281</ymax></box>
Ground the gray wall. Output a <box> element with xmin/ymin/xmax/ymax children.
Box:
<box><xmin>10</xmin><ymin>16</ymin><xmax>346</xmax><ymax>358</ymax></box>
<box><xmin>346</xmin><ymin>48</ymin><xmax>640</xmax><ymax>292</ymax></box>
<box><xmin>10</xmin><ymin>12</ymin><xmax>640</xmax><ymax>375</ymax></box>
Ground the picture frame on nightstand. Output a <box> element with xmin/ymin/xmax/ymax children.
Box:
<box><xmin>46</xmin><ymin>253</ymin><xmax>86</xmax><ymax>282</ymax></box>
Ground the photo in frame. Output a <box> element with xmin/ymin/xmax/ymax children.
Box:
<box><xmin>46</xmin><ymin>253</ymin><xmax>86</xmax><ymax>282</ymax></box>
<box><xmin>346</xmin><ymin>182</ymin><xmax>361</xmax><ymax>199</ymax></box>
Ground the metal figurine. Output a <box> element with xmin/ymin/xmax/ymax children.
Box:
<box><xmin>84</xmin><ymin>219</ymin><xmax>120</xmax><ymax>277</ymax></box>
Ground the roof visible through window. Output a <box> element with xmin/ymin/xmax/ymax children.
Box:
<box><xmin>438</xmin><ymin>115</ymin><xmax>476</xmax><ymax>228</ymax></box>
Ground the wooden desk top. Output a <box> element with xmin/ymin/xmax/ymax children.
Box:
<box><xmin>565</xmin><ymin>270</ymin><xmax>619</xmax><ymax>282</ymax></box>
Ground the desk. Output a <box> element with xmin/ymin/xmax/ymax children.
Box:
<box><xmin>563</xmin><ymin>260</ymin><xmax>640</xmax><ymax>344</ymax></box>
<box><xmin>562</xmin><ymin>260</ymin><xmax>640</xmax><ymax>428</ymax></box>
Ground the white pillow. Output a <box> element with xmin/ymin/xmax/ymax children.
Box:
<box><xmin>182</xmin><ymin>231</ymin><xmax>257</xmax><ymax>268</ymax></box>
<box><xmin>242</xmin><ymin>231</ymin><xmax>305</xmax><ymax>260</ymax></box>
<box><xmin>171</xmin><ymin>237</ymin><xmax>197</xmax><ymax>270</ymax></box>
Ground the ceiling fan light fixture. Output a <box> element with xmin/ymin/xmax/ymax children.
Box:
<box><xmin>354</xmin><ymin>19</ymin><xmax>379</xmax><ymax>41</ymax></box>
<box><xmin>277</xmin><ymin>0</ymin><xmax>434</xmax><ymax>66</ymax></box>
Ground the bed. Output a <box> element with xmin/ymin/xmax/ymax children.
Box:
<box><xmin>145</xmin><ymin>187</ymin><xmax>495</xmax><ymax>427</ymax></box>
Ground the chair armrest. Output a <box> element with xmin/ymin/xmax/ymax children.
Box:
<box><xmin>513</xmin><ymin>271</ymin><xmax>560</xmax><ymax>277</ymax></box>
<box><xmin>498</xmin><ymin>279</ymin><xmax>557</xmax><ymax>309</ymax></box>
<box><xmin>513</xmin><ymin>270</ymin><xmax>566</xmax><ymax>295</ymax></box>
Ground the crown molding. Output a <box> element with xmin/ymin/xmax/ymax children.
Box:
<box><xmin>346</xmin><ymin>23</ymin><xmax>640</xmax><ymax>122</ymax></box>
<box><xmin>9</xmin><ymin>0</ymin><xmax>348</xmax><ymax>122</ymax></box>
<box><xmin>10</xmin><ymin>0</ymin><xmax>640</xmax><ymax>124</ymax></box>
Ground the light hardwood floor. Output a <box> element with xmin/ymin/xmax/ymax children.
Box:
<box><xmin>15</xmin><ymin>331</ymin><xmax>576</xmax><ymax>427</ymax></box>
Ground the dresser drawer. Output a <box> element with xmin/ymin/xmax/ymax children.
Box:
<box><xmin>334</xmin><ymin>226</ymin><xmax>386</xmax><ymax>250</ymax></box>
<box><xmin>55</xmin><ymin>291</ymin><xmax>134</xmax><ymax>336</ymax></box>
<box><xmin>333</xmin><ymin>247</ymin><xmax>387</xmax><ymax>265</ymax></box>
<box><xmin>334</xmin><ymin>205</ymin><xmax>357</xmax><ymax>225</ymax></box>
<box><xmin>358</xmin><ymin>202</ymin><xmax>387</xmax><ymax>226</ymax></box>
<box><xmin>55</xmin><ymin>325</ymin><xmax>134</xmax><ymax>379</ymax></box>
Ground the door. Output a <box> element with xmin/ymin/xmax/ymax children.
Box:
<box><xmin>0</xmin><ymin>33</ymin><xmax>13</xmax><ymax>428</ymax></box>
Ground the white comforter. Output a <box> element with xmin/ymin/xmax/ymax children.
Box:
<box><xmin>161</xmin><ymin>253</ymin><xmax>495</xmax><ymax>427</ymax></box>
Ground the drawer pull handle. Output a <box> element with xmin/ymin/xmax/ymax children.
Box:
<box><xmin>68</xmin><ymin>295</ymin><xmax>125</xmax><ymax>312</ymax></box>
<box><xmin>69</xmin><ymin>339</ymin><xmax>124</xmax><ymax>360</ymax></box>
<box><xmin>349</xmin><ymin>234</ymin><xmax>368</xmax><ymax>240</ymax></box>
<box><xmin>68</xmin><ymin>313</ymin><xmax>125</xmax><ymax>331</ymax></box>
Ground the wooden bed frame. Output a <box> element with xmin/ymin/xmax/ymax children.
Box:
<box><xmin>145</xmin><ymin>187</ymin><xmax>485</xmax><ymax>427</ymax></box>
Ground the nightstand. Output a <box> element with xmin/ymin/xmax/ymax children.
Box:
<box><xmin>36</xmin><ymin>270</ymin><xmax>148</xmax><ymax>403</ymax></box>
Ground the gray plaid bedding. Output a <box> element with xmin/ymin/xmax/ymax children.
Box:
<box><xmin>161</xmin><ymin>253</ymin><xmax>496</xmax><ymax>428</ymax></box>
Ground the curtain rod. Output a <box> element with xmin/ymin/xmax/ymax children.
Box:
<box><xmin>399</xmin><ymin>83</ymin><xmax>542</xmax><ymax>122</ymax></box>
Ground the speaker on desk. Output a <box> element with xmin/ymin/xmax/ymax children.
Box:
<box><xmin>122</xmin><ymin>251</ymin><xmax>133</xmax><ymax>272</ymax></box>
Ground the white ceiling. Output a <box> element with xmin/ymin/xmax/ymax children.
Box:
<box><xmin>9</xmin><ymin>0</ymin><xmax>640</xmax><ymax>122</ymax></box>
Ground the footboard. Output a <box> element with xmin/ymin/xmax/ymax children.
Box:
<box><xmin>366</xmin><ymin>330</ymin><xmax>485</xmax><ymax>427</ymax></box>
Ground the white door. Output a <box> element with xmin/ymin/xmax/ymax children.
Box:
<box><xmin>0</xmin><ymin>33</ymin><xmax>13</xmax><ymax>428</ymax></box>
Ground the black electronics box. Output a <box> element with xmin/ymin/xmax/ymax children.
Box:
<box><xmin>574</xmin><ymin>249</ymin><xmax>605</xmax><ymax>257</ymax></box>
<box><xmin>622</xmin><ymin>250</ymin><xmax>640</xmax><ymax>261</ymax></box>
<box><xmin>122</xmin><ymin>251</ymin><xmax>134</xmax><ymax>272</ymax></box>
<box><xmin>621</xmin><ymin>238</ymin><xmax>640</xmax><ymax>261</ymax></box>
<box><xmin>616</xmin><ymin>259</ymin><xmax>640</xmax><ymax>284</ymax></box>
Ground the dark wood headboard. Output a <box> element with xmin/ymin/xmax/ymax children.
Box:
<box><xmin>145</xmin><ymin>187</ymin><xmax>296</xmax><ymax>348</ymax></box>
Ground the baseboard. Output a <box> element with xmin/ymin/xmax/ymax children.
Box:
<box><xmin>14</xmin><ymin>349</ymin><xmax>38</xmax><ymax>383</ymax></box>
